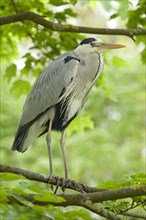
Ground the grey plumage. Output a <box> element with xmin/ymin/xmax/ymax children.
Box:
<box><xmin>11</xmin><ymin>50</ymin><xmax>103</xmax><ymax>152</ymax></box>
<box><xmin>11</xmin><ymin>37</ymin><xmax>125</xmax><ymax>180</ymax></box>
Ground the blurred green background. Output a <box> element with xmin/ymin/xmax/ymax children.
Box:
<box><xmin>1</xmin><ymin>0</ymin><xmax>145</xmax><ymax>187</ymax></box>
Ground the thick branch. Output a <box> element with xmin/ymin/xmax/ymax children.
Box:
<box><xmin>8</xmin><ymin>193</ymin><xmax>122</xmax><ymax>220</ymax></box>
<box><xmin>17</xmin><ymin>186</ymin><xmax>146</xmax><ymax>206</ymax></box>
<box><xmin>1</xmin><ymin>164</ymin><xmax>146</xmax><ymax>204</ymax></box>
<box><xmin>0</xmin><ymin>12</ymin><xmax>146</xmax><ymax>38</ymax></box>
<box><xmin>0</xmin><ymin>164</ymin><xmax>105</xmax><ymax>193</ymax></box>
<box><xmin>121</xmin><ymin>211</ymin><xmax>146</xmax><ymax>219</ymax></box>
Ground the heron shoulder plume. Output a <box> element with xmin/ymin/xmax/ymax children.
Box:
<box><xmin>64</xmin><ymin>56</ymin><xmax>80</xmax><ymax>63</ymax></box>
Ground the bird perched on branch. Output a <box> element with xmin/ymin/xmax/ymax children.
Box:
<box><xmin>11</xmin><ymin>37</ymin><xmax>125</xmax><ymax>185</ymax></box>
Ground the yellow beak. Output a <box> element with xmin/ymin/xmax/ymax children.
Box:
<box><xmin>100</xmin><ymin>43</ymin><xmax>126</xmax><ymax>50</ymax></box>
<box><xmin>92</xmin><ymin>41</ymin><xmax>126</xmax><ymax>51</ymax></box>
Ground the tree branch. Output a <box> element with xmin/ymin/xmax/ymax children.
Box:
<box><xmin>0</xmin><ymin>164</ymin><xmax>105</xmax><ymax>193</ymax></box>
<box><xmin>7</xmin><ymin>193</ymin><xmax>122</xmax><ymax>220</ymax></box>
<box><xmin>84</xmin><ymin>201</ymin><xmax>122</xmax><ymax>220</ymax></box>
<box><xmin>1</xmin><ymin>164</ymin><xmax>146</xmax><ymax>203</ymax></box>
<box><xmin>0</xmin><ymin>12</ymin><xmax>146</xmax><ymax>38</ymax></box>
<box><xmin>121</xmin><ymin>211</ymin><xmax>146</xmax><ymax>219</ymax></box>
<box><xmin>1</xmin><ymin>164</ymin><xmax>145</xmax><ymax>220</ymax></box>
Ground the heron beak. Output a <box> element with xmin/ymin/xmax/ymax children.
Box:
<box><xmin>100</xmin><ymin>43</ymin><xmax>126</xmax><ymax>50</ymax></box>
<box><xmin>92</xmin><ymin>41</ymin><xmax>126</xmax><ymax>51</ymax></box>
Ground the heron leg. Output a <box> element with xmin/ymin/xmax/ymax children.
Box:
<box><xmin>46</xmin><ymin>120</ymin><xmax>54</xmax><ymax>177</ymax></box>
<box><xmin>60</xmin><ymin>129</ymin><xmax>68</xmax><ymax>180</ymax></box>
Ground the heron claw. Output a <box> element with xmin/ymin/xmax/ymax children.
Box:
<box><xmin>53</xmin><ymin>176</ymin><xmax>61</xmax><ymax>194</ymax></box>
<box><xmin>47</xmin><ymin>175</ymin><xmax>60</xmax><ymax>193</ymax></box>
<box><xmin>47</xmin><ymin>176</ymin><xmax>85</xmax><ymax>194</ymax></box>
<box><xmin>71</xmin><ymin>180</ymin><xmax>84</xmax><ymax>193</ymax></box>
<box><xmin>47</xmin><ymin>175</ymin><xmax>54</xmax><ymax>191</ymax></box>
<box><xmin>62</xmin><ymin>179</ymin><xmax>84</xmax><ymax>193</ymax></box>
<box><xmin>61</xmin><ymin>178</ymin><xmax>71</xmax><ymax>192</ymax></box>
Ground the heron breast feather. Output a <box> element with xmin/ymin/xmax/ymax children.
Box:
<box><xmin>65</xmin><ymin>99</ymin><xmax>82</xmax><ymax>124</ymax></box>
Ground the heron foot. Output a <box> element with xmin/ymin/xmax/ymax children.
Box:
<box><xmin>47</xmin><ymin>176</ymin><xmax>85</xmax><ymax>194</ymax></box>
<box><xmin>47</xmin><ymin>175</ymin><xmax>60</xmax><ymax>193</ymax></box>
<box><xmin>61</xmin><ymin>179</ymin><xmax>85</xmax><ymax>193</ymax></box>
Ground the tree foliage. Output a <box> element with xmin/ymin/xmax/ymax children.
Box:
<box><xmin>0</xmin><ymin>0</ymin><xmax>145</xmax><ymax>219</ymax></box>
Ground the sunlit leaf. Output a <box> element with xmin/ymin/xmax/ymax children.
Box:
<box><xmin>117</xmin><ymin>1</ymin><xmax>129</xmax><ymax>19</ymax></box>
<box><xmin>130</xmin><ymin>173</ymin><xmax>146</xmax><ymax>184</ymax></box>
<box><xmin>49</xmin><ymin>0</ymin><xmax>68</xmax><ymax>6</ymax></box>
<box><xmin>10</xmin><ymin>79</ymin><xmax>31</xmax><ymax>98</ymax></box>
<box><xmin>34</xmin><ymin>192</ymin><xmax>65</xmax><ymax>203</ymax></box>
<box><xmin>5</xmin><ymin>64</ymin><xmax>17</xmax><ymax>82</ymax></box>
<box><xmin>141</xmin><ymin>47</ymin><xmax>146</xmax><ymax>64</ymax></box>
<box><xmin>1</xmin><ymin>173</ymin><xmax>25</xmax><ymax>181</ymax></box>
<box><xmin>69</xmin><ymin>0</ymin><xmax>77</xmax><ymax>5</ymax></box>
<box><xmin>67</xmin><ymin>114</ymin><xmax>94</xmax><ymax>136</ymax></box>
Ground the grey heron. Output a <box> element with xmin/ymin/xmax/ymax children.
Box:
<box><xmin>11</xmin><ymin>37</ymin><xmax>125</xmax><ymax>185</ymax></box>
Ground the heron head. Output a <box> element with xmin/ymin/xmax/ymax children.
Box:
<box><xmin>75</xmin><ymin>37</ymin><xmax>125</xmax><ymax>56</ymax></box>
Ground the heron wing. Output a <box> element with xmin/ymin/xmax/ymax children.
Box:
<box><xmin>20</xmin><ymin>52</ymin><xmax>80</xmax><ymax>126</ymax></box>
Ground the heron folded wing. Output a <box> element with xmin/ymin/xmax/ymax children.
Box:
<box><xmin>19</xmin><ymin>52</ymin><xmax>80</xmax><ymax>126</ymax></box>
<box><xmin>11</xmin><ymin>53</ymin><xmax>80</xmax><ymax>151</ymax></box>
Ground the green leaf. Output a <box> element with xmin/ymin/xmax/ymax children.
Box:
<box><xmin>5</xmin><ymin>63</ymin><xmax>17</xmax><ymax>82</ymax></box>
<box><xmin>141</xmin><ymin>47</ymin><xmax>146</xmax><ymax>64</ymax></box>
<box><xmin>0</xmin><ymin>189</ymin><xmax>8</xmax><ymax>204</ymax></box>
<box><xmin>49</xmin><ymin>0</ymin><xmax>68</xmax><ymax>6</ymax></box>
<box><xmin>9</xmin><ymin>192</ymin><xmax>33</xmax><ymax>207</ymax></box>
<box><xmin>127</xmin><ymin>8</ymin><xmax>142</xmax><ymax>28</ymax></box>
<box><xmin>34</xmin><ymin>192</ymin><xmax>65</xmax><ymax>203</ymax></box>
<box><xmin>0</xmin><ymin>173</ymin><xmax>25</xmax><ymax>181</ymax></box>
<box><xmin>64</xmin><ymin>8</ymin><xmax>77</xmax><ymax>17</ymax></box>
<box><xmin>117</xmin><ymin>1</ymin><xmax>129</xmax><ymax>19</ymax></box>
<box><xmin>109</xmin><ymin>13</ymin><xmax>118</xmax><ymax>20</ymax></box>
<box><xmin>69</xmin><ymin>0</ymin><xmax>77</xmax><ymax>5</ymax></box>
<box><xmin>10</xmin><ymin>79</ymin><xmax>31</xmax><ymax>98</ymax></box>
<box><xmin>130</xmin><ymin>173</ymin><xmax>146</xmax><ymax>184</ymax></box>
<box><xmin>98</xmin><ymin>173</ymin><xmax>146</xmax><ymax>189</ymax></box>
<box><xmin>67</xmin><ymin>114</ymin><xmax>94</xmax><ymax>136</ymax></box>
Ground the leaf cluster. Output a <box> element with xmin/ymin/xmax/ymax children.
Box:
<box><xmin>1</xmin><ymin>0</ymin><xmax>82</xmax><ymax>97</ymax></box>
<box><xmin>106</xmin><ymin>0</ymin><xmax>146</xmax><ymax>63</ymax></box>
<box><xmin>1</xmin><ymin>172</ymin><xmax>145</xmax><ymax>220</ymax></box>
<box><xmin>1</xmin><ymin>173</ymin><xmax>94</xmax><ymax>220</ymax></box>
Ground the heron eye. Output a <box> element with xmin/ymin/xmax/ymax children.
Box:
<box><xmin>90</xmin><ymin>42</ymin><xmax>94</xmax><ymax>46</ymax></box>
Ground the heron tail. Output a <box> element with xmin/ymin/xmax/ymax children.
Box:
<box><xmin>11</xmin><ymin>125</ymin><xmax>30</xmax><ymax>152</ymax></box>
<box><xmin>11</xmin><ymin>121</ymin><xmax>46</xmax><ymax>153</ymax></box>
